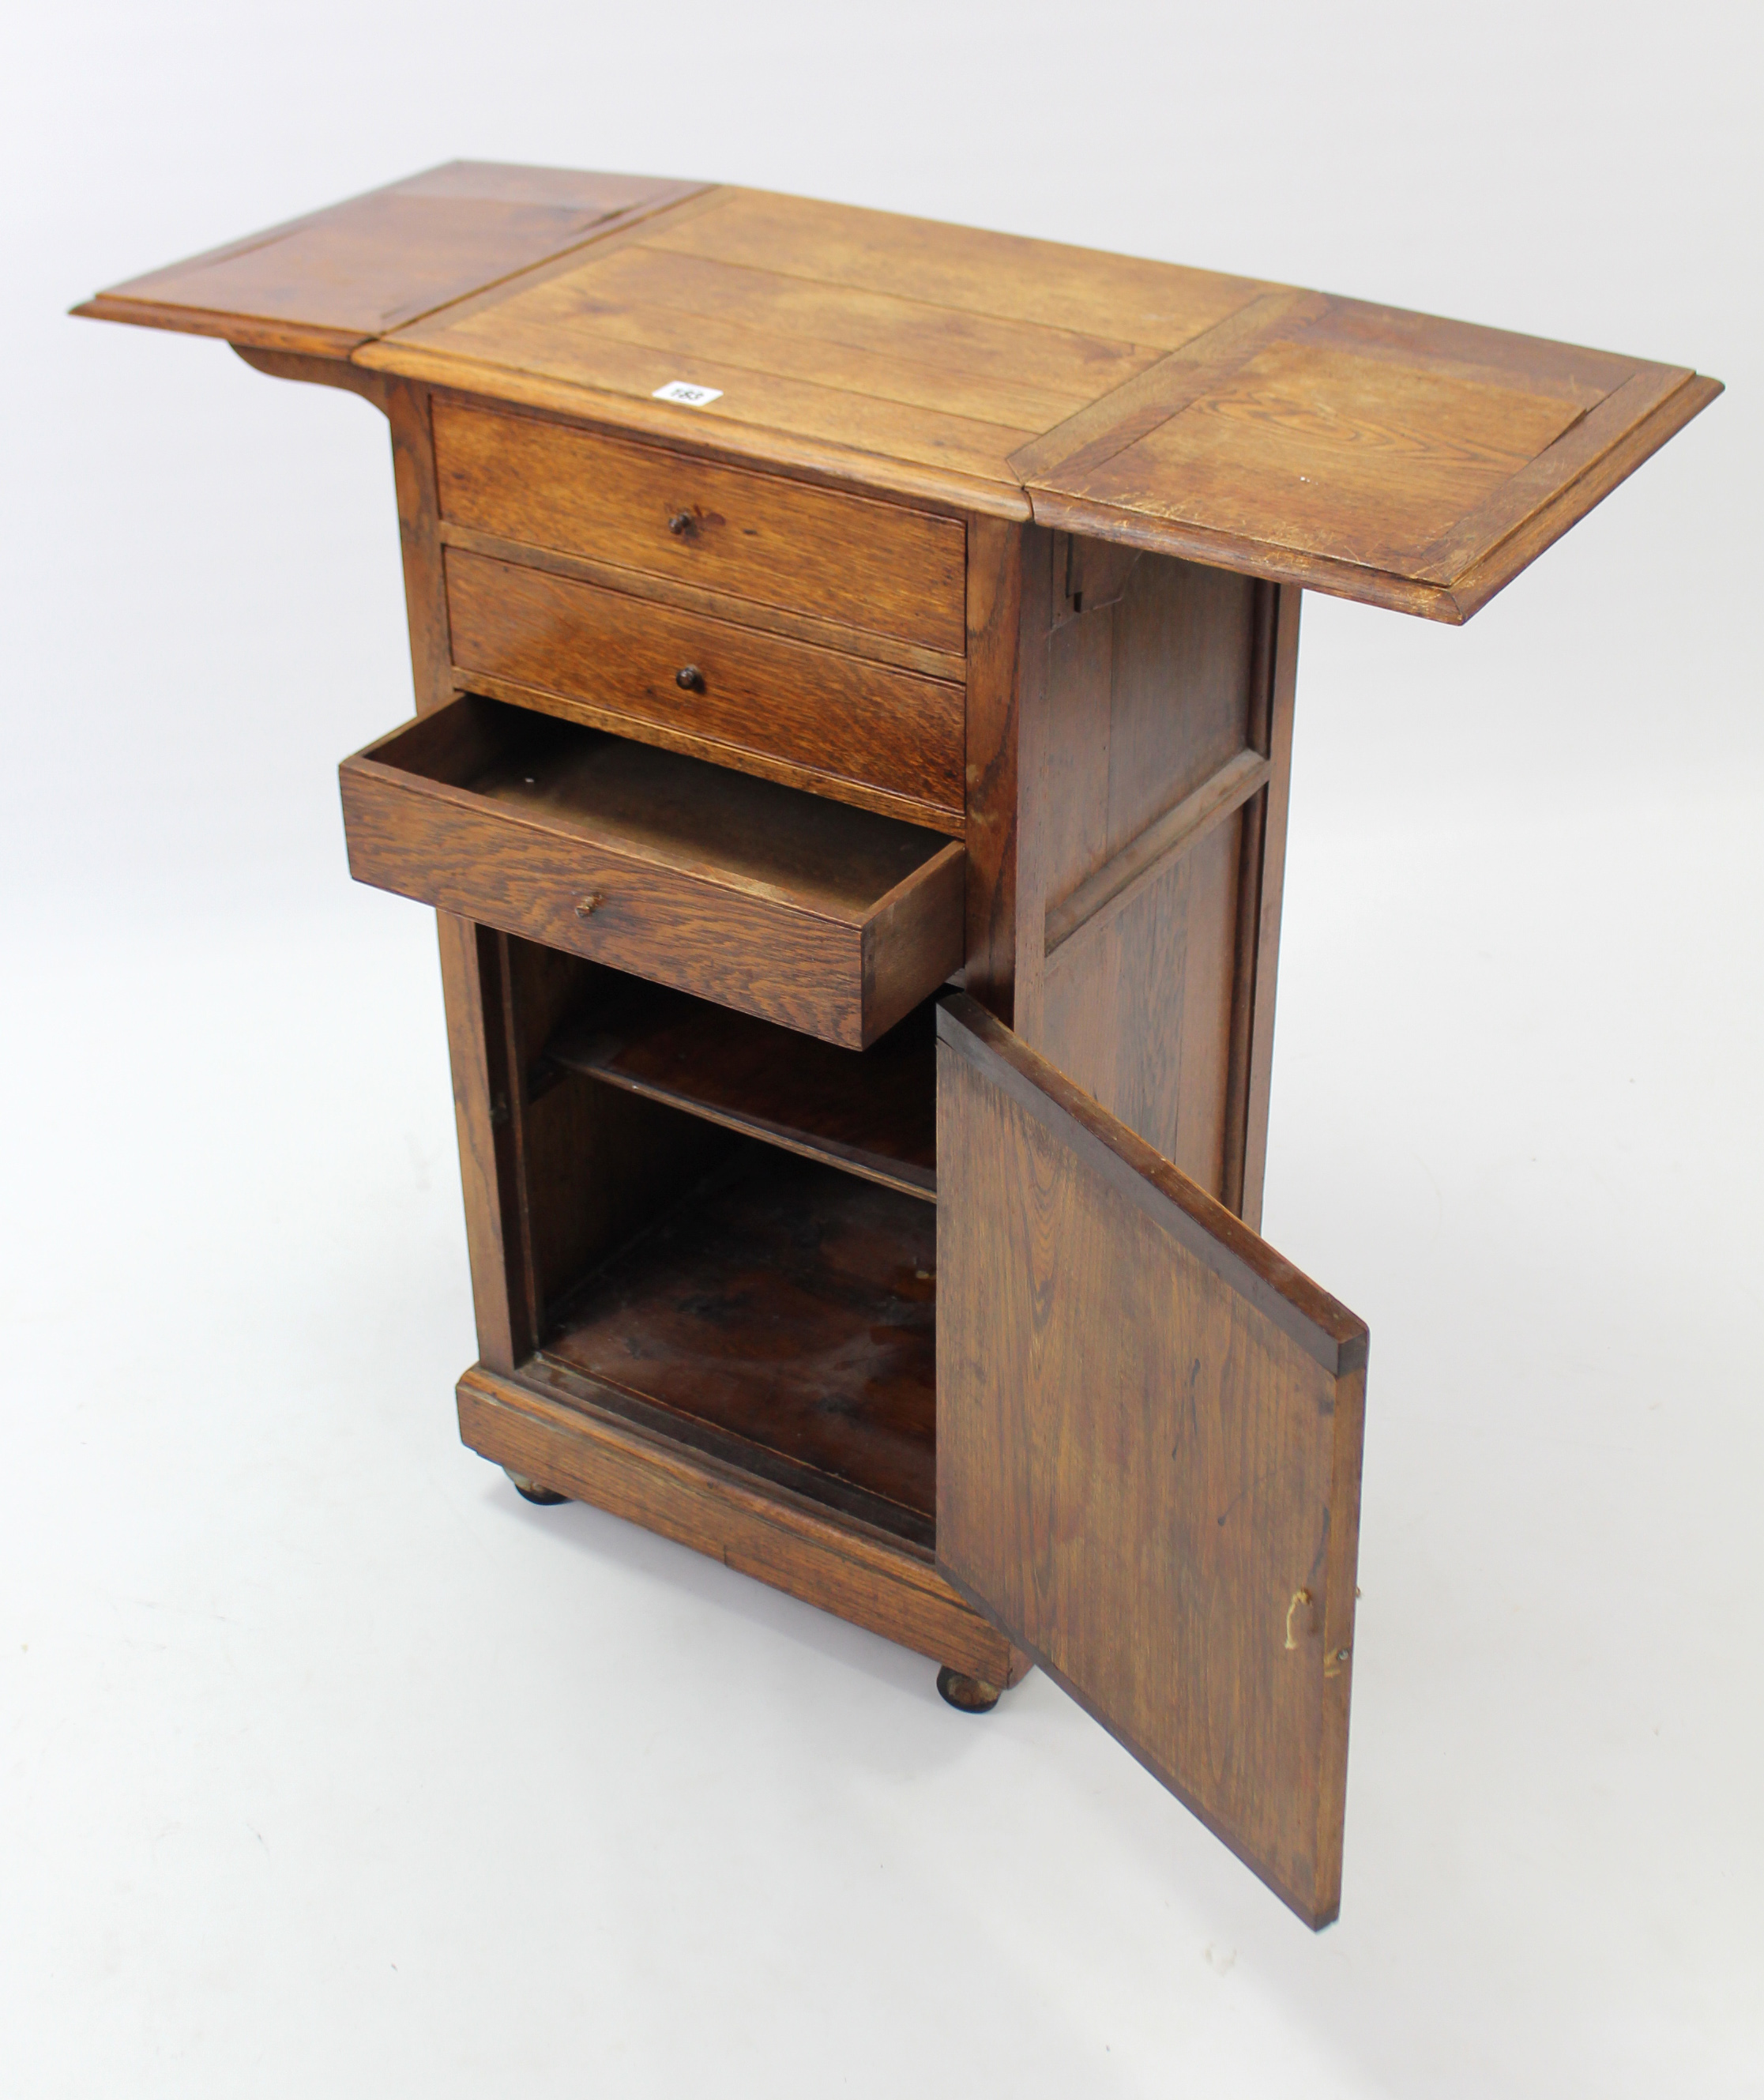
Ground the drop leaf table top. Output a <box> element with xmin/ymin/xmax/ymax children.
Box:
<box><xmin>77</xmin><ymin>160</ymin><xmax>1721</xmax><ymax>622</ymax></box>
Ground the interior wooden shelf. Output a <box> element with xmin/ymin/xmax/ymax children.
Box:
<box><xmin>537</xmin><ymin>1144</ymin><xmax>936</xmax><ymax>1547</ymax></box>
<box><xmin>544</xmin><ymin>977</ymin><xmax>937</xmax><ymax>1200</ymax></box>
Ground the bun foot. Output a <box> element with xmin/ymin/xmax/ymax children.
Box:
<box><xmin>503</xmin><ymin>1466</ymin><xmax>569</xmax><ymax>1506</ymax></box>
<box><xmin>936</xmin><ymin>1665</ymin><xmax>1002</xmax><ymax>1713</ymax></box>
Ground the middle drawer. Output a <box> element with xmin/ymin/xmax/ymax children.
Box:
<box><xmin>340</xmin><ymin>694</ymin><xmax>965</xmax><ymax>1051</ymax></box>
<box><xmin>445</xmin><ymin>548</ymin><xmax>965</xmax><ymax>832</ymax></box>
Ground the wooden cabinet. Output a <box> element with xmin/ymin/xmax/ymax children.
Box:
<box><xmin>76</xmin><ymin>163</ymin><xmax>1719</xmax><ymax>1929</ymax></box>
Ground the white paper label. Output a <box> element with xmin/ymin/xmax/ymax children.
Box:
<box><xmin>652</xmin><ymin>379</ymin><xmax>723</xmax><ymax>407</ymax></box>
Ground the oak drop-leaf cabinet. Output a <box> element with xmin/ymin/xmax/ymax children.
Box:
<box><xmin>77</xmin><ymin>164</ymin><xmax>1719</xmax><ymax>1926</ymax></box>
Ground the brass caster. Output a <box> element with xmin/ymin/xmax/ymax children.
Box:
<box><xmin>936</xmin><ymin>1665</ymin><xmax>1002</xmax><ymax>1714</ymax></box>
<box><xmin>503</xmin><ymin>1465</ymin><xmax>568</xmax><ymax>1506</ymax></box>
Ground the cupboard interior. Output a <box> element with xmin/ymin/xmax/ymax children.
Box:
<box><xmin>502</xmin><ymin>935</ymin><xmax>939</xmax><ymax>1547</ymax></box>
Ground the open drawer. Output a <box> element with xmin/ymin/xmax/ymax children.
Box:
<box><xmin>338</xmin><ymin>694</ymin><xmax>965</xmax><ymax>1048</ymax></box>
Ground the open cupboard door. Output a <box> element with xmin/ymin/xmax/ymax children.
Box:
<box><xmin>935</xmin><ymin>995</ymin><xmax>1369</xmax><ymax>1926</ymax></box>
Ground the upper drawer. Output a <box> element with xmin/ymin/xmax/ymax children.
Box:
<box><xmin>433</xmin><ymin>401</ymin><xmax>968</xmax><ymax>657</ymax></box>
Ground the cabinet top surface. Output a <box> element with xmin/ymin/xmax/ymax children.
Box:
<box><xmin>77</xmin><ymin>161</ymin><xmax>1720</xmax><ymax>622</ymax></box>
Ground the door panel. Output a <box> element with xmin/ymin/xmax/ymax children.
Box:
<box><xmin>935</xmin><ymin>994</ymin><xmax>1367</xmax><ymax>1927</ymax></box>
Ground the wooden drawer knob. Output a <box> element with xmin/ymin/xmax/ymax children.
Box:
<box><xmin>574</xmin><ymin>893</ymin><xmax>604</xmax><ymax>919</ymax></box>
<box><xmin>675</xmin><ymin>664</ymin><xmax>705</xmax><ymax>692</ymax></box>
<box><xmin>668</xmin><ymin>510</ymin><xmax>694</xmax><ymax>535</ymax></box>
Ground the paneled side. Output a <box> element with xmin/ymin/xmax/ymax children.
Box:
<box><xmin>1019</xmin><ymin>544</ymin><xmax>1282</xmax><ymax>1206</ymax></box>
<box><xmin>1040</xmin><ymin>552</ymin><xmax>1259</xmax><ymax>912</ymax></box>
<box><xmin>381</xmin><ymin>378</ymin><xmax>540</xmax><ymax>1377</ymax></box>
<box><xmin>434</xmin><ymin>915</ymin><xmax>531</xmax><ymax>1372</ymax></box>
<box><xmin>1041</xmin><ymin>813</ymin><xmax>1244</xmax><ymax>1192</ymax></box>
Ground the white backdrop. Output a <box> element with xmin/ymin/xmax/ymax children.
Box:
<box><xmin>4</xmin><ymin>5</ymin><xmax>1760</xmax><ymax>2094</ymax></box>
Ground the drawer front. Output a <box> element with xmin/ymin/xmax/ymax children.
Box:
<box><xmin>337</xmin><ymin>698</ymin><xmax>966</xmax><ymax>1050</ymax></box>
<box><xmin>433</xmin><ymin>400</ymin><xmax>967</xmax><ymax>657</ymax></box>
<box><xmin>446</xmin><ymin>549</ymin><xmax>965</xmax><ymax>824</ymax></box>
<box><xmin>346</xmin><ymin>781</ymin><xmax>870</xmax><ymax>1041</ymax></box>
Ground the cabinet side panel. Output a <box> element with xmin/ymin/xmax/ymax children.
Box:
<box><xmin>399</xmin><ymin>385</ymin><xmax>533</xmax><ymax>1365</ymax></box>
<box><xmin>1040</xmin><ymin>811</ymin><xmax>1244</xmax><ymax>1195</ymax></box>
<box><xmin>999</xmin><ymin>525</ymin><xmax>1058</xmax><ymax>1041</ymax></box>
<box><xmin>961</xmin><ymin>516</ymin><xmax>1025</xmax><ymax>1023</ymax></box>
<box><xmin>435</xmin><ymin>913</ymin><xmax>531</xmax><ymax>1371</ymax></box>
<box><xmin>1236</xmin><ymin>586</ymin><xmax>1300</xmax><ymax>1231</ymax></box>
<box><xmin>1027</xmin><ymin>546</ymin><xmax>1267</xmax><ymax>1202</ymax></box>
<box><xmin>386</xmin><ymin>378</ymin><xmax>452</xmax><ymax>713</ymax></box>
<box><xmin>1040</xmin><ymin>552</ymin><xmax>1258</xmax><ymax>915</ymax></box>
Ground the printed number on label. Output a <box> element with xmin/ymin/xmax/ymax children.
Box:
<box><xmin>653</xmin><ymin>380</ymin><xmax>724</xmax><ymax>407</ymax></box>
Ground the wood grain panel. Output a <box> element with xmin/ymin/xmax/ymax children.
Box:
<box><xmin>75</xmin><ymin>163</ymin><xmax>704</xmax><ymax>352</ymax></box>
<box><xmin>1066</xmin><ymin>339</ymin><xmax>1585</xmax><ymax>566</ymax></box>
<box><xmin>1022</xmin><ymin>545</ymin><xmax>1266</xmax><ymax>1184</ymax></box>
<box><xmin>1022</xmin><ymin>303</ymin><xmax>1720</xmax><ymax>619</ymax></box>
<box><xmin>1042</xmin><ymin>814</ymin><xmax>1245</xmax><ymax>1195</ymax></box>
<box><xmin>408</xmin><ymin>302</ymin><xmax>1040</xmax><ymax>489</ymax></box>
<box><xmin>559</xmin><ymin>242</ymin><xmax>1157</xmax><ymax>410</ymax></box>
<box><xmin>1046</xmin><ymin>748</ymin><xmax>1269</xmax><ymax>958</ymax></box>
<box><xmin>524</xmin><ymin>250</ymin><xmax>1098</xmax><ymax>433</ymax></box>
<box><xmin>638</xmin><ymin>188</ymin><xmax>1268</xmax><ymax>352</ymax></box>
<box><xmin>1042</xmin><ymin>551</ymin><xmax>1261</xmax><ymax>919</ymax></box>
<box><xmin>935</xmin><ymin>997</ymin><xmax>1367</xmax><ymax>1926</ymax></box>
<box><xmin>433</xmin><ymin>400</ymin><xmax>967</xmax><ymax>652</ymax></box>
<box><xmin>443</xmin><ymin>548</ymin><xmax>964</xmax><ymax>819</ymax></box>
